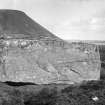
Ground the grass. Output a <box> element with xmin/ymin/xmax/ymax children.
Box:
<box><xmin>0</xmin><ymin>80</ymin><xmax>105</xmax><ymax>105</ymax></box>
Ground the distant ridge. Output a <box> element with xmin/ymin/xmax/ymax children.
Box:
<box><xmin>67</xmin><ymin>40</ymin><xmax>105</xmax><ymax>45</ymax></box>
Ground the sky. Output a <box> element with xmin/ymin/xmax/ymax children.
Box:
<box><xmin>0</xmin><ymin>0</ymin><xmax>105</xmax><ymax>40</ymax></box>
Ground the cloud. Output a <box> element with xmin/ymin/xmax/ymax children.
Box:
<box><xmin>0</xmin><ymin>0</ymin><xmax>14</xmax><ymax>9</ymax></box>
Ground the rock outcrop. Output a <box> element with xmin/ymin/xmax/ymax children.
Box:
<box><xmin>0</xmin><ymin>9</ymin><xmax>101</xmax><ymax>84</ymax></box>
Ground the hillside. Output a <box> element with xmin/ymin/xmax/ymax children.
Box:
<box><xmin>0</xmin><ymin>9</ymin><xmax>59</xmax><ymax>40</ymax></box>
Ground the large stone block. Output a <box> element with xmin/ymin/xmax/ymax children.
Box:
<box><xmin>0</xmin><ymin>39</ymin><xmax>100</xmax><ymax>84</ymax></box>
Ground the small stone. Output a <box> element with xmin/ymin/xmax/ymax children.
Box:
<box><xmin>92</xmin><ymin>96</ymin><xmax>99</xmax><ymax>101</ymax></box>
<box><xmin>82</xmin><ymin>62</ymin><xmax>87</xmax><ymax>65</ymax></box>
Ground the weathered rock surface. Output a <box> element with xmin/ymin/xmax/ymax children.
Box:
<box><xmin>0</xmin><ymin>9</ymin><xmax>101</xmax><ymax>84</ymax></box>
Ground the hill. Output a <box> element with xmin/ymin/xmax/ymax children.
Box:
<box><xmin>0</xmin><ymin>9</ymin><xmax>60</xmax><ymax>40</ymax></box>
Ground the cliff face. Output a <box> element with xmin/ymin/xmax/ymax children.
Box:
<box><xmin>0</xmin><ymin>9</ymin><xmax>101</xmax><ymax>84</ymax></box>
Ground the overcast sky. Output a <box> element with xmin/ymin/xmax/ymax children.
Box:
<box><xmin>0</xmin><ymin>0</ymin><xmax>105</xmax><ymax>40</ymax></box>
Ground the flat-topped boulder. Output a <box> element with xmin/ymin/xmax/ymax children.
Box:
<box><xmin>0</xmin><ymin>9</ymin><xmax>101</xmax><ymax>84</ymax></box>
